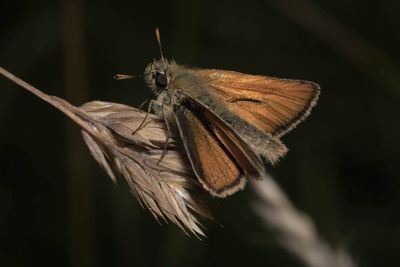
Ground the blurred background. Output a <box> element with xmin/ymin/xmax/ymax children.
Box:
<box><xmin>1</xmin><ymin>0</ymin><xmax>400</xmax><ymax>266</ymax></box>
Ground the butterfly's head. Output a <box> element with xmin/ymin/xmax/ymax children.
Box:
<box><xmin>144</xmin><ymin>59</ymin><xmax>176</xmax><ymax>96</ymax></box>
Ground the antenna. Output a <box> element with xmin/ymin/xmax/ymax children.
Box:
<box><xmin>113</xmin><ymin>70</ymin><xmax>158</xmax><ymax>80</ymax></box>
<box><xmin>155</xmin><ymin>27</ymin><xmax>164</xmax><ymax>61</ymax></box>
<box><xmin>113</xmin><ymin>73</ymin><xmax>143</xmax><ymax>80</ymax></box>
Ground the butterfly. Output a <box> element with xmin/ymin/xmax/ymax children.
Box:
<box><xmin>135</xmin><ymin>29</ymin><xmax>319</xmax><ymax>197</ymax></box>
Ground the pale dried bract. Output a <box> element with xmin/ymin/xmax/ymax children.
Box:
<box><xmin>79</xmin><ymin>101</ymin><xmax>210</xmax><ymax>236</ymax></box>
<box><xmin>0</xmin><ymin>67</ymin><xmax>209</xmax><ymax>237</ymax></box>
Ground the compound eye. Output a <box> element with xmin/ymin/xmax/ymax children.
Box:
<box><xmin>155</xmin><ymin>72</ymin><xmax>168</xmax><ymax>87</ymax></box>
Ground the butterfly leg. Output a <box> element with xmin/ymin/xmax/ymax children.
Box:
<box><xmin>138</xmin><ymin>98</ymin><xmax>150</xmax><ymax>110</ymax></box>
<box><xmin>133</xmin><ymin>98</ymin><xmax>173</xmax><ymax>164</ymax></box>
<box><xmin>132</xmin><ymin>99</ymin><xmax>159</xmax><ymax>135</ymax></box>
<box><xmin>157</xmin><ymin>104</ymin><xmax>172</xmax><ymax>165</ymax></box>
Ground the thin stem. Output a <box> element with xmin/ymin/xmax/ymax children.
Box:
<box><xmin>0</xmin><ymin>66</ymin><xmax>98</xmax><ymax>141</ymax></box>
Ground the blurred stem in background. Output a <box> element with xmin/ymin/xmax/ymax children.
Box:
<box><xmin>265</xmin><ymin>0</ymin><xmax>400</xmax><ymax>98</ymax></box>
<box><xmin>173</xmin><ymin>0</ymin><xmax>202</xmax><ymax>63</ymax></box>
<box><xmin>62</xmin><ymin>0</ymin><xmax>95</xmax><ymax>266</ymax></box>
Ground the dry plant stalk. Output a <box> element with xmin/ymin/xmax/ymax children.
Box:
<box><xmin>0</xmin><ymin>67</ymin><xmax>210</xmax><ymax>237</ymax></box>
<box><xmin>251</xmin><ymin>177</ymin><xmax>356</xmax><ymax>267</ymax></box>
<box><xmin>1</xmin><ymin>66</ymin><xmax>357</xmax><ymax>267</ymax></box>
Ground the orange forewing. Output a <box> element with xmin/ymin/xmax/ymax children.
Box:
<box><xmin>194</xmin><ymin>69</ymin><xmax>320</xmax><ymax>137</ymax></box>
<box><xmin>174</xmin><ymin>107</ymin><xmax>247</xmax><ymax>197</ymax></box>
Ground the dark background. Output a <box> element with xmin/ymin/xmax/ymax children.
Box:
<box><xmin>1</xmin><ymin>0</ymin><xmax>399</xmax><ymax>266</ymax></box>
